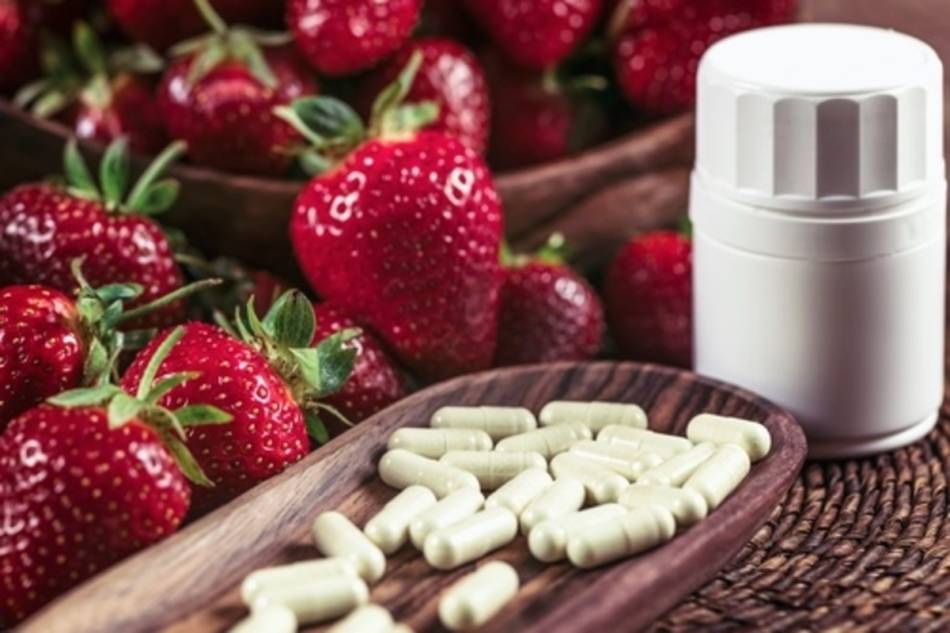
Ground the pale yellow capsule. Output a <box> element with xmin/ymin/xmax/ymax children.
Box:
<box><xmin>327</xmin><ymin>604</ymin><xmax>394</xmax><ymax>633</ymax></box>
<box><xmin>597</xmin><ymin>426</ymin><xmax>693</xmax><ymax>457</ymax></box>
<box><xmin>485</xmin><ymin>467</ymin><xmax>552</xmax><ymax>515</ymax></box>
<box><xmin>540</xmin><ymin>400</ymin><xmax>648</xmax><ymax>432</ymax></box>
<box><xmin>568</xmin><ymin>440</ymin><xmax>664</xmax><ymax>481</ymax></box>
<box><xmin>387</xmin><ymin>427</ymin><xmax>493</xmax><ymax>458</ymax></box>
<box><xmin>549</xmin><ymin>453</ymin><xmax>629</xmax><ymax>504</ymax></box>
<box><xmin>409</xmin><ymin>488</ymin><xmax>485</xmax><ymax>550</ymax></box>
<box><xmin>519</xmin><ymin>477</ymin><xmax>585</xmax><ymax>535</ymax></box>
<box><xmin>438</xmin><ymin>561</ymin><xmax>519</xmax><ymax>631</ymax></box>
<box><xmin>251</xmin><ymin>574</ymin><xmax>368</xmax><ymax>625</ymax></box>
<box><xmin>364</xmin><ymin>486</ymin><xmax>438</xmax><ymax>554</ymax></box>
<box><xmin>228</xmin><ymin>605</ymin><xmax>296</xmax><ymax>633</ymax></box>
<box><xmin>683</xmin><ymin>444</ymin><xmax>751</xmax><ymax>510</ymax></box>
<box><xmin>527</xmin><ymin>503</ymin><xmax>628</xmax><ymax>563</ymax></box>
<box><xmin>440</xmin><ymin>451</ymin><xmax>547</xmax><ymax>490</ymax></box>
<box><xmin>687</xmin><ymin>414</ymin><xmax>772</xmax><ymax>462</ymax></box>
<box><xmin>312</xmin><ymin>512</ymin><xmax>386</xmax><ymax>584</ymax></box>
<box><xmin>619</xmin><ymin>483</ymin><xmax>708</xmax><ymax>527</ymax></box>
<box><xmin>431</xmin><ymin>406</ymin><xmax>537</xmax><ymax>440</ymax></box>
<box><xmin>566</xmin><ymin>505</ymin><xmax>676</xmax><ymax>568</ymax></box>
<box><xmin>379</xmin><ymin>449</ymin><xmax>481</xmax><ymax>498</ymax></box>
<box><xmin>424</xmin><ymin>508</ymin><xmax>518</xmax><ymax>570</ymax></box>
<box><xmin>494</xmin><ymin>423</ymin><xmax>591</xmax><ymax>458</ymax></box>
<box><xmin>637</xmin><ymin>442</ymin><xmax>717</xmax><ymax>487</ymax></box>
<box><xmin>240</xmin><ymin>558</ymin><xmax>358</xmax><ymax>605</ymax></box>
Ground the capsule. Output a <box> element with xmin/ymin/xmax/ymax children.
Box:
<box><xmin>387</xmin><ymin>427</ymin><xmax>493</xmax><ymax>458</ymax></box>
<box><xmin>519</xmin><ymin>477</ymin><xmax>585</xmax><ymax>535</ymax></box>
<box><xmin>549</xmin><ymin>453</ymin><xmax>629</xmax><ymax>504</ymax></box>
<box><xmin>683</xmin><ymin>444</ymin><xmax>751</xmax><ymax>510</ymax></box>
<box><xmin>597</xmin><ymin>426</ymin><xmax>693</xmax><ymax>458</ymax></box>
<box><xmin>312</xmin><ymin>512</ymin><xmax>386</xmax><ymax>584</ymax></box>
<box><xmin>527</xmin><ymin>504</ymin><xmax>628</xmax><ymax>563</ymax></box>
<box><xmin>409</xmin><ymin>487</ymin><xmax>485</xmax><ymax>550</ymax></box>
<box><xmin>364</xmin><ymin>486</ymin><xmax>438</xmax><ymax>554</ymax></box>
<box><xmin>431</xmin><ymin>406</ymin><xmax>537</xmax><ymax>440</ymax></box>
<box><xmin>566</xmin><ymin>505</ymin><xmax>676</xmax><ymax>568</ymax></box>
<box><xmin>619</xmin><ymin>484</ymin><xmax>708</xmax><ymax>527</ymax></box>
<box><xmin>687</xmin><ymin>414</ymin><xmax>772</xmax><ymax>462</ymax></box>
<box><xmin>485</xmin><ymin>468</ymin><xmax>552</xmax><ymax>515</ymax></box>
<box><xmin>494</xmin><ymin>423</ymin><xmax>591</xmax><ymax>458</ymax></box>
<box><xmin>424</xmin><ymin>507</ymin><xmax>518</xmax><ymax>570</ymax></box>
<box><xmin>229</xmin><ymin>605</ymin><xmax>296</xmax><ymax>633</ymax></box>
<box><xmin>440</xmin><ymin>451</ymin><xmax>547</xmax><ymax>490</ymax></box>
<box><xmin>438</xmin><ymin>561</ymin><xmax>520</xmax><ymax>631</ymax></box>
<box><xmin>241</xmin><ymin>558</ymin><xmax>358</xmax><ymax>605</ymax></box>
<box><xmin>327</xmin><ymin>604</ymin><xmax>394</xmax><ymax>633</ymax></box>
<box><xmin>568</xmin><ymin>441</ymin><xmax>664</xmax><ymax>481</ymax></box>
<box><xmin>379</xmin><ymin>449</ymin><xmax>481</xmax><ymax>497</ymax></box>
<box><xmin>540</xmin><ymin>400</ymin><xmax>648</xmax><ymax>432</ymax></box>
<box><xmin>637</xmin><ymin>442</ymin><xmax>717</xmax><ymax>487</ymax></box>
<box><xmin>251</xmin><ymin>574</ymin><xmax>369</xmax><ymax>625</ymax></box>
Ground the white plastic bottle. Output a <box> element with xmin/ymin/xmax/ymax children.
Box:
<box><xmin>691</xmin><ymin>24</ymin><xmax>946</xmax><ymax>458</ymax></box>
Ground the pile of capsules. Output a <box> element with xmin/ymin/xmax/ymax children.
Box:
<box><xmin>231</xmin><ymin>401</ymin><xmax>772</xmax><ymax>632</ymax></box>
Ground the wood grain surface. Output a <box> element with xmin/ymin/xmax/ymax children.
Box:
<box><xmin>19</xmin><ymin>362</ymin><xmax>806</xmax><ymax>633</ymax></box>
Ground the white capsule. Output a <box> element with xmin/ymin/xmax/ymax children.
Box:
<box><xmin>390</xmin><ymin>625</ymin><xmax>415</xmax><ymax>633</ymax></box>
<box><xmin>364</xmin><ymin>486</ymin><xmax>438</xmax><ymax>554</ymax></box>
<box><xmin>387</xmin><ymin>427</ymin><xmax>493</xmax><ymax>458</ymax></box>
<box><xmin>687</xmin><ymin>414</ymin><xmax>772</xmax><ymax>462</ymax></box>
<box><xmin>566</xmin><ymin>505</ymin><xmax>676</xmax><ymax>568</ymax></box>
<box><xmin>619</xmin><ymin>484</ymin><xmax>708</xmax><ymax>527</ymax></box>
<box><xmin>431</xmin><ymin>406</ymin><xmax>537</xmax><ymax>440</ymax></box>
<box><xmin>228</xmin><ymin>605</ymin><xmax>296</xmax><ymax>633</ymax></box>
<box><xmin>527</xmin><ymin>504</ymin><xmax>628</xmax><ymax>563</ymax></box>
<box><xmin>485</xmin><ymin>468</ymin><xmax>552</xmax><ymax>515</ymax></box>
<box><xmin>241</xmin><ymin>558</ymin><xmax>358</xmax><ymax>605</ymax></box>
<box><xmin>251</xmin><ymin>574</ymin><xmax>368</xmax><ymax>625</ymax></box>
<box><xmin>409</xmin><ymin>487</ymin><xmax>485</xmax><ymax>550</ymax></box>
<box><xmin>549</xmin><ymin>453</ymin><xmax>629</xmax><ymax>504</ymax></box>
<box><xmin>379</xmin><ymin>449</ymin><xmax>481</xmax><ymax>498</ymax></box>
<box><xmin>683</xmin><ymin>444</ymin><xmax>751</xmax><ymax>510</ymax></box>
<box><xmin>438</xmin><ymin>561</ymin><xmax>520</xmax><ymax>631</ymax></box>
<box><xmin>440</xmin><ymin>451</ymin><xmax>547</xmax><ymax>490</ymax></box>
<box><xmin>424</xmin><ymin>507</ymin><xmax>518</xmax><ymax>570</ymax></box>
<box><xmin>494</xmin><ymin>423</ymin><xmax>591</xmax><ymax>458</ymax></box>
<box><xmin>568</xmin><ymin>440</ymin><xmax>664</xmax><ymax>481</ymax></box>
<box><xmin>540</xmin><ymin>400</ymin><xmax>648</xmax><ymax>432</ymax></box>
<box><xmin>519</xmin><ymin>477</ymin><xmax>586</xmax><ymax>535</ymax></box>
<box><xmin>312</xmin><ymin>512</ymin><xmax>387</xmax><ymax>584</ymax></box>
<box><xmin>597</xmin><ymin>426</ymin><xmax>693</xmax><ymax>457</ymax></box>
<box><xmin>327</xmin><ymin>604</ymin><xmax>394</xmax><ymax>633</ymax></box>
<box><xmin>638</xmin><ymin>442</ymin><xmax>717</xmax><ymax>487</ymax></box>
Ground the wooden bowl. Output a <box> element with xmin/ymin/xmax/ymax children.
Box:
<box><xmin>0</xmin><ymin>100</ymin><xmax>694</xmax><ymax>275</ymax></box>
<box><xmin>21</xmin><ymin>362</ymin><xmax>806</xmax><ymax>633</ymax></box>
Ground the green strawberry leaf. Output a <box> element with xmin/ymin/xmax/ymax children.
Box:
<box><xmin>290</xmin><ymin>328</ymin><xmax>359</xmax><ymax>398</ymax></box>
<box><xmin>135</xmin><ymin>179</ymin><xmax>181</xmax><ymax>215</ymax></box>
<box><xmin>107</xmin><ymin>392</ymin><xmax>143</xmax><ymax>428</ymax></box>
<box><xmin>187</xmin><ymin>42</ymin><xmax>228</xmax><ymax>86</ymax></box>
<box><xmin>146</xmin><ymin>371</ymin><xmax>199</xmax><ymax>404</ymax></box>
<box><xmin>73</xmin><ymin>22</ymin><xmax>107</xmax><ymax>76</ymax></box>
<box><xmin>94</xmin><ymin>283</ymin><xmax>143</xmax><ymax>303</ymax></box>
<box><xmin>290</xmin><ymin>97</ymin><xmax>365</xmax><ymax>146</ymax></box>
<box><xmin>370</xmin><ymin>50</ymin><xmax>423</xmax><ymax>131</ymax></box>
<box><xmin>108</xmin><ymin>45</ymin><xmax>164</xmax><ymax>74</ymax></box>
<box><xmin>379</xmin><ymin>101</ymin><xmax>439</xmax><ymax>138</ymax></box>
<box><xmin>49</xmin><ymin>384</ymin><xmax>123</xmax><ymax>407</ymax></box>
<box><xmin>262</xmin><ymin>290</ymin><xmax>316</xmax><ymax>349</ymax></box>
<box><xmin>230</xmin><ymin>30</ymin><xmax>277</xmax><ymax>89</ymax></box>
<box><xmin>243</xmin><ymin>297</ymin><xmax>270</xmax><ymax>340</ymax></box>
<box><xmin>163</xmin><ymin>433</ymin><xmax>214</xmax><ymax>486</ymax></box>
<box><xmin>305</xmin><ymin>411</ymin><xmax>330</xmax><ymax>444</ymax></box>
<box><xmin>135</xmin><ymin>326</ymin><xmax>185</xmax><ymax>400</ymax></box>
<box><xmin>81</xmin><ymin>337</ymin><xmax>112</xmax><ymax>387</ymax></box>
<box><xmin>118</xmin><ymin>278</ymin><xmax>220</xmax><ymax>325</ymax></box>
<box><xmin>175</xmin><ymin>405</ymin><xmax>232</xmax><ymax>426</ymax></box>
<box><xmin>124</xmin><ymin>140</ymin><xmax>187</xmax><ymax>213</ymax></box>
<box><xmin>100</xmin><ymin>137</ymin><xmax>130</xmax><ymax>210</ymax></box>
<box><xmin>63</xmin><ymin>139</ymin><xmax>99</xmax><ymax>198</ymax></box>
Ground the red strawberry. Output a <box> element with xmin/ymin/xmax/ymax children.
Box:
<box><xmin>70</xmin><ymin>74</ymin><xmax>167</xmax><ymax>154</ymax></box>
<box><xmin>107</xmin><ymin>0</ymin><xmax>270</xmax><ymax>51</ymax></box>
<box><xmin>286</xmin><ymin>0</ymin><xmax>422</xmax><ymax>76</ymax></box>
<box><xmin>611</xmin><ymin>0</ymin><xmax>796</xmax><ymax>113</ymax></box>
<box><xmin>0</xmin><ymin>139</ymin><xmax>188</xmax><ymax>329</ymax></box>
<box><xmin>464</xmin><ymin>0</ymin><xmax>603</xmax><ymax>69</ymax></box>
<box><xmin>605</xmin><ymin>230</ymin><xmax>692</xmax><ymax>367</ymax></box>
<box><xmin>358</xmin><ymin>37</ymin><xmax>491</xmax><ymax>155</ymax></box>
<box><xmin>495</xmin><ymin>235</ymin><xmax>604</xmax><ymax>366</ymax></box>
<box><xmin>0</xmin><ymin>0</ymin><xmax>86</xmax><ymax>92</ymax></box>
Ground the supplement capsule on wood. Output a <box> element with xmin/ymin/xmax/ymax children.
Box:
<box><xmin>638</xmin><ymin>442</ymin><xmax>717</xmax><ymax>487</ymax></box>
<box><xmin>327</xmin><ymin>604</ymin><xmax>394</xmax><ymax>633</ymax></box>
<box><xmin>619</xmin><ymin>484</ymin><xmax>708</xmax><ymax>527</ymax></box>
<box><xmin>686</xmin><ymin>414</ymin><xmax>772</xmax><ymax>461</ymax></box>
<box><xmin>485</xmin><ymin>468</ymin><xmax>552</xmax><ymax>515</ymax></box>
<box><xmin>229</xmin><ymin>605</ymin><xmax>296</xmax><ymax>633</ymax></box>
<box><xmin>312</xmin><ymin>512</ymin><xmax>386</xmax><ymax>584</ymax></box>
<box><xmin>379</xmin><ymin>449</ymin><xmax>481</xmax><ymax>497</ymax></box>
<box><xmin>440</xmin><ymin>450</ymin><xmax>547</xmax><ymax>490</ymax></box>
<box><xmin>540</xmin><ymin>401</ymin><xmax>648</xmax><ymax>432</ymax></box>
<box><xmin>519</xmin><ymin>477</ymin><xmax>585</xmax><ymax>535</ymax></box>
<box><xmin>527</xmin><ymin>504</ymin><xmax>628</xmax><ymax>563</ymax></box>
<box><xmin>568</xmin><ymin>440</ymin><xmax>663</xmax><ymax>481</ymax></box>
<box><xmin>431</xmin><ymin>406</ymin><xmax>537</xmax><ymax>440</ymax></box>
<box><xmin>597</xmin><ymin>426</ymin><xmax>693</xmax><ymax>458</ymax></box>
<box><xmin>439</xmin><ymin>561</ymin><xmax>520</xmax><ymax>631</ymax></box>
<box><xmin>424</xmin><ymin>507</ymin><xmax>518</xmax><ymax>570</ymax></box>
<box><xmin>550</xmin><ymin>453</ymin><xmax>629</xmax><ymax>504</ymax></box>
<box><xmin>567</xmin><ymin>506</ymin><xmax>676</xmax><ymax>568</ymax></box>
<box><xmin>241</xmin><ymin>558</ymin><xmax>358</xmax><ymax>605</ymax></box>
<box><xmin>494</xmin><ymin>423</ymin><xmax>591</xmax><ymax>458</ymax></box>
<box><xmin>683</xmin><ymin>444</ymin><xmax>751</xmax><ymax>510</ymax></box>
<box><xmin>364</xmin><ymin>486</ymin><xmax>438</xmax><ymax>554</ymax></box>
<box><xmin>251</xmin><ymin>574</ymin><xmax>369</xmax><ymax>625</ymax></box>
<box><xmin>409</xmin><ymin>487</ymin><xmax>485</xmax><ymax>550</ymax></box>
<box><xmin>387</xmin><ymin>427</ymin><xmax>493</xmax><ymax>458</ymax></box>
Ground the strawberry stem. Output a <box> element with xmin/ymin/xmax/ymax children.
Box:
<box><xmin>117</xmin><ymin>278</ymin><xmax>222</xmax><ymax>324</ymax></box>
<box><xmin>193</xmin><ymin>0</ymin><xmax>228</xmax><ymax>35</ymax></box>
<box><xmin>125</xmin><ymin>140</ymin><xmax>187</xmax><ymax>210</ymax></box>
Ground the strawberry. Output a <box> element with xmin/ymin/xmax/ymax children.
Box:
<box><xmin>420</xmin><ymin>0</ymin><xmax>478</xmax><ymax>42</ymax></box>
<box><xmin>0</xmin><ymin>139</ymin><xmax>188</xmax><ymax>329</ymax></box>
<box><xmin>358</xmin><ymin>37</ymin><xmax>491</xmax><ymax>155</ymax></box>
<box><xmin>107</xmin><ymin>0</ymin><xmax>270</xmax><ymax>51</ymax></box>
<box><xmin>121</xmin><ymin>291</ymin><xmax>357</xmax><ymax>509</ymax></box>
<box><xmin>286</xmin><ymin>0</ymin><xmax>422</xmax><ymax>77</ymax></box>
<box><xmin>157</xmin><ymin>0</ymin><xmax>317</xmax><ymax>176</ymax></box>
<box><xmin>0</xmin><ymin>0</ymin><xmax>86</xmax><ymax>92</ymax></box>
<box><xmin>605</xmin><ymin>230</ymin><xmax>692</xmax><ymax>367</ymax></box>
<box><xmin>279</xmin><ymin>55</ymin><xmax>504</xmax><ymax>380</ymax></box>
<box><xmin>610</xmin><ymin>0</ymin><xmax>796</xmax><ymax>113</ymax></box>
<box><xmin>495</xmin><ymin>235</ymin><xmax>604</xmax><ymax>366</ymax></box>
<box><xmin>463</xmin><ymin>0</ymin><xmax>603</xmax><ymax>69</ymax></box>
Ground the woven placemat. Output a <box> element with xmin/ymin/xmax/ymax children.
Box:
<box><xmin>652</xmin><ymin>407</ymin><xmax>950</xmax><ymax>632</ymax></box>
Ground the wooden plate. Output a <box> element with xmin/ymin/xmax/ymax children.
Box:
<box><xmin>20</xmin><ymin>362</ymin><xmax>806</xmax><ymax>633</ymax></box>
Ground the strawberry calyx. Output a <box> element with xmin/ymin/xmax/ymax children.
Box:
<box><xmin>274</xmin><ymin>50</ymin><xmax>439</xmax><ymax>174</ymax></box>
<box><xmin>48</xmin><ymin>326</ymin><xmax>231</xmax><ymax>486</ymax></box>
<box><xmin>501</xmin><ymin>233</ymin><xmax>571</xmax><ymax>269</ymax></box>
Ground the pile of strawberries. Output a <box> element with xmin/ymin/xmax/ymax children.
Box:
<box><xmin>0</xmin><ymin>0</ymin><xmax>794</xmax><ymax>626</ymax></box>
